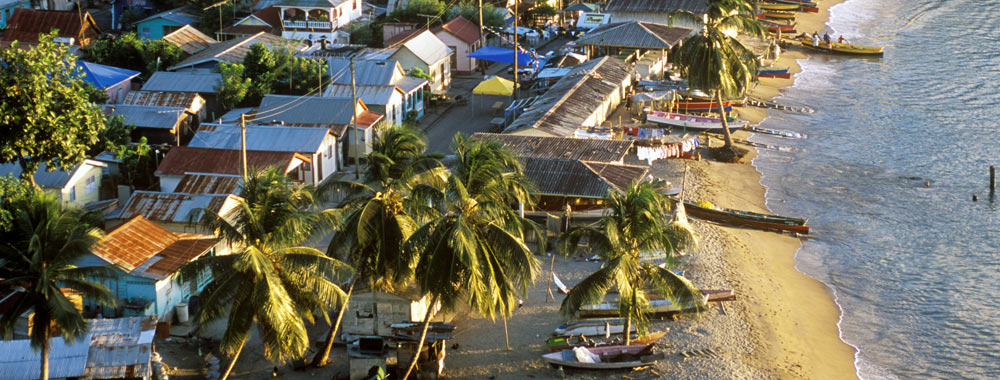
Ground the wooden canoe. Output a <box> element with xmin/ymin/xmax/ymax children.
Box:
<box><xmin>542</xmin><ymin>344</ymin><xmax>663</xmax><ymax>369</ymax></box>
<box><xmin>675</xmin><ymin>99</ymin><xmax>732</xmax><ymax>113</ymax></box>
<box><xmin>759</xmin><ymin>3</ymin><xmax>799</xmax><ymax>10</ymax></box>
<box><xmin>758</xmin><ymin>11</ymin><xmax>796</xmax><ymax>20</ymax></box>
<box><xmin>799</xmin><ymin>35</ymin><xmax>884</xmax><ymax>56</ymax></box>
<box><xmin>763</xmin><ymin>21</ymin><xmax>797</xmax><ymax>33</ymax></box>
<box><xmin>553</xmin><ymin>319</ymin><xmax>637</xmax><ymax>337</ymax></box>
<box><xmin>545</xmin><ymin>331</ymin><xmax>667</xmax><ymax>352</ymax></box>
<box><xmin>682</xmin><ymin>201</ymin><xmax>810</xmax><ymax>234</ymax></box>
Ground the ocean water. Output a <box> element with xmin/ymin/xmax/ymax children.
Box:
<box><xmin>750</xmin><ymin>0</ymin><xmax>1000</xmax><ymax>379</ymax></box>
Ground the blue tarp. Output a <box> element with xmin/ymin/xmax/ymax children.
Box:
<box><xmin>469</xmin><ymin>46</ymin><xmax>538</xmax><ymax>66</ymax></box>
<box><xmin>76</xmin><ymin>61</ymin><xmax>141</xmax><ymax>89</ymax></box>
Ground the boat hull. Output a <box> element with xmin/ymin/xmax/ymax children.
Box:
<box><xmin>647</xmin><ymin>111</ymin><xmax>748</xmax><ymax>133</ymax></box>
<box><xmin>764</xmin><ymin>21</ymin><xmax>797</xmax><ymax>33</ymax></box>
<box><xmin>682</xmin><ymin>202</ymin><xmax>810</xmax><ymax>234</ymax></box>
<box><xmin>759</xmin><ymin>3</ymin><xmax>799</xmax><ymax>10</ymax></box>
<box><xmin>798</xmin><ymin>36</ymin><xmax>884</xmax><ymax>56</ymax></box>
<box><xmin>759</xmin><ymin>72</ymin><xmax>792</xmax><ymax>79</ymax></box>
<box><xmin>758</xmin><ymin>11</ymin><xmax>796</xmax><ymax>20</ymax></box>
<box><xmin>541</xmin><ymin>345</ymin><xmax>659</xmax><ymax>370</ymax></box>
<box><xmin>546</xmin><ymin>331</ymin><xmax>666</xmax><ymax>352</ymax></box>
<box><xmin>675</xmin><ymin>99</ymin><xmax>732</xmax><ymax>113</ymax></box>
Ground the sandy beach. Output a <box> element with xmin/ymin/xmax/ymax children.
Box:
<box><xmin>443</xmin><ymin>1</ymin><xmax>860</xmax><ymax>379</ymax></box>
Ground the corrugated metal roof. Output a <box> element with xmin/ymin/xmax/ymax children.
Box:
<box><xmin>118</xmin><ymin>190</ymin><xmax>235</xmax><ymax>224</ymax></box>
<box><xmin>323</xmin><ymin>83</ymin><xmax>401</xmax><ymax>105</ymax></box>
<box><xmin>328</xmin><ymin>57</ymin><xmax>401</xmax><ymax>86</ymax></box>
<box><xmin>92</xmin><ymin>215</ymin><xmax>177</xmax><ymax>272</ymax></box>
<box><xmin>142</xmin><ymin>72</ymin><xmax>223</xmax><ymax>94</ymax></box>
<box><xmin>141</xmin><ymin>237</ymin><xmax>217</xmax><ymax>278</ymax></box>
<box><xmin>522</xmin><ymin>158</ymin><xmax>648</xmax><ymax>198</ymax></box>
<box><xmin>472</xmin><ymin>133</ymin><xmax>634</xmax><ymax>163</ymax></box>
<box><xmin>396</xmin><ymin>76</ymin><xmax>427</xmax><ymax>93</ymax></box>
<box><xmin>257</xmin><ymin>94</ymin><xmax>362</xmax><ymax>125</ymax></box>
<box><xmin>136</xmin><ymin>6</ymin><xmax>199</xmax><ymax>26</ymax></box>
<box><xmin>190</xmin><ymin>123</ymin><xmax>329</xmax><ymax>153</ymax></box>
<box><xmin>1</xmin><ymin>8</ymin><xmax>101</xmax><ymax>45</ymax></box>
<box><xmin>276</xmin><ymin>0</ymin><xmax>348</xmax><ymax>7</ymax></box>
<box><xmin>400</xmin><ymin>30</ymin><xmax>452</xmax><ymax>66</ymax></box>
<box><xmin>173</xmin><ymin>173</ymin><xmax>242</xmax><ymax>194</ymax></box>
<box><xmin>104</xmin><ymin>105</ymin><xmax>187</xmax><ymax>130</ymax></box>
<box><xmin>0</xmin><ymin>335</ymin><xmax>90</xmax><ymax>380</ymax></box>
<box><xmin>605</xmin><ymin>0</ymin><xmax>708</xmax><ymax>13</ymax></box>
<box><xmin>576</xmin><ymin>21</ymin><xmax>692</xmax><ymax>49</ymax></box>
<box><xmin>155</xmin><ymin>146</ymin><xmax>306</xmax><ymax>176</ymax></box>
<box><xmin>504</xmin><ymin>56</ymin><xmax>630</xmax><ymax>137</ymax></box>
<box><xmin>434</xmin><ymin>16</ymin><xmax>480</xmax><ymax>44</ymax></box>
<box><xmin>122</xmin><ymin>91</ymin><xmax>205</xmax><ymax>110</ymax></box>
<box><xmin>167</xmin><ymin>32</ymin><xmax>293</xmax><ymax>71</ymax></box>
<box><xmin>162</xmin><ymin>25</ymin><xmax>218</xmax><ymax>55</ymax></box>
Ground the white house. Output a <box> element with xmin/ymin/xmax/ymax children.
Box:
<box><xmin>188</xmin><ymin>123</ymin><xmax>339</xmax><ymax>184</ymax></box>
<box><xmin>380</xmin><ymin>30</ymin><xmax>453</xmax><ymax>93</ymax></box>
<box><xmin>432</xmin><ymin>16</ymin><xmax>481</xmax><ymax>74</ymax></box>
<box><xmin>80</xmin><ymin>215</ymin><xmax>223</xmax><ymax>321</ymax></box>
<box><xmin>0</xmin><ymin>159</ymin><xmax>106</xmax><ymax>207</ymax></box>
<box><xmin>275</xmin><ymin>0</ymin><xmax>363</xmax><ymax>43</ymax></box>
<box><xmin>325</xmin><ymin>57</ymin><xmax>427</xmax><ymax>123</ymax></box>
<box><xmin>257</xmin><ymin>95</ymin><xmax>385</xmax><ymax>163</ymax></box>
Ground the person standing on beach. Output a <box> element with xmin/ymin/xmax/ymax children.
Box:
<box><xmin>812</xmin><ymin>32</ymin><xmax>820</xmax><ymax>47</ymax></box>
<box><xmin>823</xmin><ymin>32</ymin><xmax>833</xmax><ymax>48</ymax></box>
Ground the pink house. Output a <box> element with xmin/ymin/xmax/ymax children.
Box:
<box><xmin>432</xmin><ymin>16</ymin><xmax>481</xmax><ymax>74</ymax></box>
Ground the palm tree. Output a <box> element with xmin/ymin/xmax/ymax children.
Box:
<box><xmin>399</xmin><ymin>134</ymin><xmax>542</xmax><ymax>380</ymax></box>
<box><xmin>672</xmin><ymin>0</ymin><xmax>764</xmax><ymax>160</ymax></box>
<box><xmin>0</xmin><ymin>193</ymin><xmax>116</xmax><ymax>380</ymax></box>
<box><xmin>557</xmin><ymin>181</ymin><xmax>704</xmax><ymax>344</ymax></box>
<box><xmin>310</xmin><ymin>124</ymin><xmax>446</xmax><ymax>367</ymax></box>
<box><xmin>179</xmin><ymin>168</ymin><xmax>350</xmax><ymax>380</ymax></box>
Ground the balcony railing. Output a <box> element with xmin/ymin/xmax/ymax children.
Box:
<box><xmin>283</xmin><ymin>20</ymin><xmax>333</xmax><ymax>29</ymax></box>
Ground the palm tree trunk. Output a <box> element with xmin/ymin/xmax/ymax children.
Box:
<box><xmin>39</xmin><ymin>327</ymin><xmax>49</xmax><ymax>380</ymax></box>
<box><xmin>311</xmin><ymin>277</ymin><xmax>357</xmax><ymax>367</ymax></box>
<box><xmin>401</xmin><ymin>294</ymin><xmax>439</xmax><ymax>380</ymax></box>
<box><xmin>219</xmin><ymin>337</ymin><xmax>248</xmax><ymax>380</ymax></box>
<box><xmin>624</xmin><ymin>312</ymin><xmax>632</xmax><ymax>346</ymax></box>
<box><xmin>502</xmin><ymin>314</ymin><xmax>511</xmax><ymax>351</ymax></box>
<box><xmin>716</xmin><ymin>90</ymin><xmax>734</xmax><ymax>148</ymax></box>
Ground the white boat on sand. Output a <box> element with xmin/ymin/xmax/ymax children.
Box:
<box><xmin>646</xmin><ymin>111</ymin><xmax>748</xmax><ymax>133</ymax></box>
<box><xmin>542</xmin><ymin>344</ymin><xmax>664</xmax><ymax>369</ymax></box>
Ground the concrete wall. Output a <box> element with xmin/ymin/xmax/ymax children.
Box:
<box><xmin>0</xmin><ymin>1</ymin><xmax>29</xmax><ymax>28</ymax></box>
<box><xmin>137</xmin><ymin>18</ymin><xmax>183</xmax><ymax>40</ymax></box>
<box><xmin>343</xmin><ymin>292</ymin><xmax>433</xmax><ymax>337</ymax></box>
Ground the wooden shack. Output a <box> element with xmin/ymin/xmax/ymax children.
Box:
<box><xmin>342</xmin><ymin>290</ymin><xmax>438</xmax><ymax>337</ymax></box>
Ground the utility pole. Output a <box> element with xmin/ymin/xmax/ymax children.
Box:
<box><xmin>512</xmin><ymin>0</ymin><xmax>519</xmax><ymax>109</ymax></box>
<box><xmin>478</xmin><ymin>0</ymin><xmax>485</xmax><ymax>48</ymax></box>
<box><xmin>350</xmin><ymin>55</ymin><xmax>360</xmax><ymax>179</ymax></box>
<box><xmin>202</xmin><ymin>0</ymin><xmax>227</xmax><ymax>40</ymax></box>
<box><xmin>240</xmin><ymin>114</ymin><xmax>248</xmax><ymax>179</ymax></box>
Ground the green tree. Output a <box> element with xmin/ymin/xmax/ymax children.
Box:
<box><xmin>215</xmin><ymin>62</ymin><xmax>252</xmax><ymax>110</ymax></box>
<box><xmin>389</xmin><ymin>0</ymin><xmax>447</xmax><ymax>24</ymax></box>
<box><xmin>81</xmin><ymin>32</ymin><xmax>183</xmax><ymax>78</ymax></box>
<box><xmin>178</xmin><ymin>168</ymin><xmax>349</xmax><ymax>380</ymax></box>
<box><xmin>0</xmin><ymin>175</ymin><xmax>35</xmax><ymax>232</ymax></box>
<box><xmin>283</xmin><ymin>57</ymin><xmax>328</xmax><ymax>95</ymax></box>
<box><xmin>558</xmin><ymin>181</ymin><xmax>704</xmax><ymax>344</ymax></box>
<box><xmin>0</xmin><ymin>33</ymin><xmax>108</xmax><ymax>187</ymax></box>
<box><xmin>310</xmin><ymin>124</ymin><xmax>445</xmax><ymax>367</ymax></box>
<box><xmin>196</xmin><ymin>2</ymin><xmax>236</xmax><ymax>39</ymax></box>
<box><xmin>671</xmin><ymin>0</ymin><xmax>763</xmax><ymax>160</ymax></box>
<box><xmin>242</xmin><ymin>43</ymin><xmax>280</xmax><ymax>105</ymax></box>
<box><xmin>400</xmin><ymin>134</ymin><xmax>542</xmax><ymax>380</ymax></box>
<box><xmin>449</xmin><ymin>2</ymin><xmax>504</xmax><ymax>28</ymax></box>
<box><xmin>112</xmin><ymin>137</ymin><xmax>155</xmax><ymax>190</ymax></box>
<box><xmin>0</xmin><ymin>193</ymin><xmax>116</xmax><ymax>380</ymax></box>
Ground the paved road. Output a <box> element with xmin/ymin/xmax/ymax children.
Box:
<box><xmin>420</xmin><ymin>37</ymin><xmax>572</xmax><ymax>154</ymax></box>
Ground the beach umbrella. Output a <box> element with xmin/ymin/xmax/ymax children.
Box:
<box><xmin>473</xmin><ymin>76</ymin><xmax>515</xmax><ymax>96</ymax></box>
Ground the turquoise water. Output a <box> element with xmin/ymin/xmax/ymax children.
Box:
<box><xmin>751</xmin><ymin>0</ymin><xmax>1000</xmax><ymax>378</ymax></box>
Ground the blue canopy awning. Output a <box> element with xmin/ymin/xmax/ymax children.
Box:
<box><xmin>469</xmin><ymin>46</ymin><xmax>536</xmax><ymax>66</ymax></box>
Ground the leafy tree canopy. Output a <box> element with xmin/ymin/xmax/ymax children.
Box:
<box><xmin>0</xmin><ymin>32</ymin><xmax>108</xmax><ymax>187</ymax></box>
<box><xmin>449</xmin><ymin>1</ymin><xmax>504</xmax><ymax>28</ymax></box>
<box><xmin>81</xmin><ymin>32</ymin><xmax>183</xmax><ymax>78</ymax></box>
<box><xmin>389</xmin><ymin>0</ymin><xmax>447</xmax><ymax>25</ymax></box>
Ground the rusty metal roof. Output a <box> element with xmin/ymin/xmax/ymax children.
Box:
<box><xmin>434</xmin><ymin>16</ymin><xmax>480</xmax><ymax>44</ymax></box>
<box><xmin>162</xmin><ymin>24</ymin><xmax>217</xmax><ymax>55</ymax></box>
<box><xmin>522</xmin><ymin>158</ymin><xmax>648</xmax><ymax>198</ymax></box>
<box><xmin>1</xmin><ymin>8</ymin><xmax>102</xmax><ymax>45</ymax></box>
<box><xmin>122</xmin><ymin>90</ymin><xmax>205</xmax><ymax>111</ymax></box>
<box><xmin>576</xmin><ymin>21</ymin><xmax>692</xmax><ymax>49</ymax></box>
<box><xmin>92</xmin><ymin>215</ymin><xmax>177</xmax><ymax>272</ymax></box>
<box><xmin>504</xmin><ymin>56</ymin><xmax>631</xmax><ymax>137</ymax></box>
<box><xmin>154</xmin><ymin>146</ymin><xmax>308</xmax><ymax>176</ymax></box>
<box><xmin>173</xmin><ymin>173</ymin><xmax>242</xmax><ymax>194</ymax></box>
<box><xmin>141</xmin><ymin>237</ymin><xmax>218</xmax><ymax>278</ymax></box>
<box><xmin>117</xmin><ymin>191</ymin><xmax>235</xmax><ymax>224</ymax></box>
<box><xmin>472</xmin><ymin>133</ymin><xmax>634</xmax><ymax>163</ymax></box>
<box><xmin>167</xmin><ymin>32</ymin><xmax>293</xmax><ymax>71</ymax></box>
<box><xmin>605</xmin><ymin>0</ymin><xmax>708</xmax><ymax>13</ymax></box>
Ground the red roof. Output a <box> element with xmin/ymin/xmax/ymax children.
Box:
<box><xmin>1</xmin><ymin>8</ymin><xmax>102</xmax><ymax>46</ymax></box>
<box><xmin>253</xmin><ymin>7</ymin><xmax>282</xmax><ymax>30</ymax></box>
<box><xmin>356</xmin><ymin>110</ymin><xmax>384</xmax><ymax>130</ymax></box>
<box><xmin>144</xmin><ymin>237</ymin><xmax>218</xmax><ymax>277</ymax></box>
<box><xmin>435</xmin><ymin>16</ymin><xmax>480</xmax><ymax>45</ymax></box>
<box><xmin>92</xmin><ymin>215</ymin><xmax>218</xmax><ymax>277</ymax></box>
<box><xmin>222</xmin><ymin>7</ymin><xmax>281</xmax><ymax>36</ymax></box>
<box><xmin>384</xmin><ymin>28</ymin><xmax>424</xmax><ymax>47</ymax></box>
<box><xmin>155</xmin><ymin>146</ymin><xmax>308</xmax><ymax>176</ymax></box>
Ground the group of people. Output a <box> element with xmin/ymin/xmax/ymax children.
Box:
<box><xmin>807</xmin><ymin>31</ymin><xmax>849</xmax><ymax>48</ymax></box>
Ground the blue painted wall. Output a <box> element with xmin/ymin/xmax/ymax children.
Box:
<box><xmin>136</xmin><ymin>17</ymin><xmax>182</xmax><ymax>40</ymax></box>
<box><xmin>0</xmin><ymin>0</ymin><xmax>29</xmax><ymax>28</ymax></box>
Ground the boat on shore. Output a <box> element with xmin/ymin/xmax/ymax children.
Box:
<box><xmin>579</xmin><ymin>290</ymin><xmax>734</xmax><ymax>317</ymax></box>
<box><xmin>553</xmin><ymin>319</ymin><xmax>637</xmax><ymax>337</ymax></box>
<box><xmin>758</xmin><ymin>11</ymin><xmax>796</xmax><ymax>20</ymax></box>
<box><xmin>758</xmin><ymin>66</ymin><xmax>792</xmax><ymax>79</ymax></box>
<box><xmin>542</xmin><ymin>344</ymin><xmax>664</xmax><ymax>369</ymax></box>
<box><xmin>759</xmin><ymin>3</ymin><xmax>799</xmax><ymax>11</ymax></box>
<box><xmin>545</xmin><ymin>331</ymin><xmax>667</xmax><ymax>352</ymax></box>
<box><xmin>675</xmin><ymin>99</ymin><xmax>732</xmax><ymax>113</ymax></box>
<box><xmin>682</xmin><ymin>201</ymin><xmax>810</xmax><ymax>234</ymax></box>
<box><xmin>763</xmin><ymin>21</ymin><xmax>797</xmax><ymax>33</ymax></box>
<box><xmin>798</xmin><ymin>35</ymin><xmax>884</xmax><ymax>56</ymax></box>
<box><xmin>646</xmin><ymin>111</ymin><xmax>748</xmax><ymax>133</ymax></box>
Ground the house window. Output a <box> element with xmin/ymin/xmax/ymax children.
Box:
<box><xmin>69</xmin><ymin>187</ymin><xmax>76</xmax><ymax>202</ymax></box>
<box><xmin>141</xmin><ymin>27</ymin><xmax>150</xmax><ymax>38</ymax></box>
<box><xmin>327</xmin><ymin>144</ymin><xmax>333</xmax><ymax>158</ymax></box>
<box><xmin>85</xmin><ymin>175</ymin><xmax>97</xmax><ymax>194</ymax></box>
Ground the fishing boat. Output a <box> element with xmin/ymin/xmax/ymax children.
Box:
<box><xmin>682</xmin><ymin>201</ymin><xmax>810</xmax><ymax>234</ymax></box>
<box><xmin>553</xmin><ymin>319</ymin><xmax>637</xmax><ymax>337</ymax></box>
<box><xmin>646</xmin><ymin>111</ymin><xmax>748</xmax><ymax>133</ymax></box>
<box><xmin>759</xmin><ymin>3</ymin><xmax>799</xmax><ymax>11</ymax></box>
<box><xmin>579</xmin><ymin>291</ymin><xmax>734</xmax><ymax>317</ymax></box>
<box><xmin>767</xmin><ymin>0</ymin><xmax>817</xmax><ymax>6</ymax></box>
<box><xmin>758</xmin><ymin>66</ymin><xmax>791</xmax><ymax>79</ymax></box>
<box><xmin>757</xmin><ymin>11</ymin><xmax>796</xmax><ymax>20</ymax></box>
<box><xmin>545</xmin><ymin>331</ymin><xmax>667</xmax><ymax>352</ymax></box>
<box><xmin>542</xmin><ymin>344</ymin><xmax>664</xmax><ymax>370</ymax></box>
<box><xmin>675</xmin><ymin>99</ymin><xmax>732</xmax><ymax>113</ymax></box>
<box><xmin>798</xmin><ymin>35</ymin><xmax>884</xmax><ymax>56</ymax></box>
<box><xmin>763</xmin><ymin>21</ymin><xmax>796</xmax><ymax>33</ymax></box>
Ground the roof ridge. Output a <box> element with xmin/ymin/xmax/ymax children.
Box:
<box><xmin>529</xmin><ymin>56</ymin><xmax>610</xmax><ymax>130</ymax></box>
